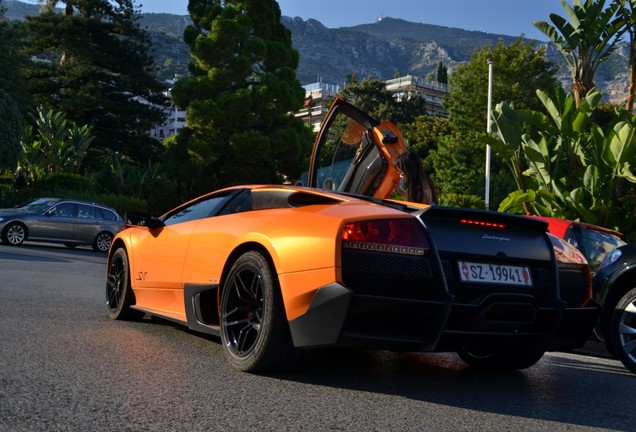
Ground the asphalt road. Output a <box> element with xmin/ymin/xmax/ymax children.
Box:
<box><xmin>1</xmin><ymin>243</ymin><xmax>635</xmax><ymax>432</ymax></box>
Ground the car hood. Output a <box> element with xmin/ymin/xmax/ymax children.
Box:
<box><xmin>0</xmin><ymin>208</ymin><xmax>32</xmax><ymax>216</ymax></box>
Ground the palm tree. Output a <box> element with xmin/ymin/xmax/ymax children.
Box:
<box><xmin>534</xmin><ymin>0</ymin><xmax>627</xmax><ymax>107</ymax></box>
<box><xmin>617</xmin><ymin>0</ymin><xmax>636</xmax><ymax>111</ymax></box>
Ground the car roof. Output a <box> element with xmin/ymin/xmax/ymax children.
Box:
<box><xmin>529</xmin><ymin>215</ymin><xmax>626</xmax><ymax>241</ymax></box>
<box><xmin>29</xmin><ymin>197</ymin><xmax>121</xmax><ymax>216</ymax></box>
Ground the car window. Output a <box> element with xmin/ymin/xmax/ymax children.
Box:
<box><xmin>77</xmin><ymin>204</ymin><xmax>97</xmax><ymax>219</ymax></box>
<box><xmin>22</xmin><ymin>198</ymin><xmax>60</xmax><ymax>213</ymax></box>
<box><xmin>313</xmin><ymin>112</ymin><xmax>369</xmax><ymax>191</ymax></box>
<box><xmin>50</xmin><ymin>203</ymin><xmax>75</xmax><ymax>218</ymax></box>
<box><xmin>97</xmin><ymin>208</ymin><xmax>119</xmax><ymax>221</ymax></box>
<box><xmin>163</xmin><ymin>194</ymin><xmax>229</xmax><ymax>226</ymax></box>
<box><xmin>566</xmin><ymin>227</ymin><xmax>627</xmax><ymax>272</ymax></box>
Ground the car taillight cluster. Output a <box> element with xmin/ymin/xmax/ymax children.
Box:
<box><xmin>459</xmin><ymin>218</ymin><xmax>506</xmax><ymax>229</ymax></box>
<box><xmin>341</xmin><ymin>218</ymin><xmax>429</xmax><ymax>256</ymax></box>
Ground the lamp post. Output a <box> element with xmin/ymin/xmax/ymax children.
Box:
<box><xmin>485</xmin><ymin>58</ymin><xmax>494</xmax><ymax>210</ymax></box>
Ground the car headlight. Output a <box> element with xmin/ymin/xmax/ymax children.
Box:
<box><xmin>599</xmin><ymin>248</ymin><xmax>622</xmax><ymax>270</ymax></box>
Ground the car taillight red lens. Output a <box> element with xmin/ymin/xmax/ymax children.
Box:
<box><xmin>341</xmin><ymin>218</ymin><xmax>429</xmax><ymax>256</ymax></box>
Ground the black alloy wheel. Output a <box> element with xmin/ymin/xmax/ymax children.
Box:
<box><xmin>106</xmin><ymin>248</ymin><xmax>140</xmax><ymax>320</ymax></box>
<box><xmin>220</xmin><ymin>251</ymin><xmax>294</xmax><ymax>372</ymax></box>
<box><xmin>609</xmin><ymin>287</ymin><xmax>636</xmax><ymax>374</ymax></box>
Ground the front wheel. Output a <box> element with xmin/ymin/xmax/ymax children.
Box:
<box><xmin>220</xmin><ymin>251</ymin><xmax>294</xmax><ymax>372</ymax></box>
<box><xmin>93</xmin><ymin>232</ymin><xmax>113</xmax><ymax>252</ymax></box>
<box><xmin>2</xmin><ymin>222</ymin><xmax>26</xmax><ymax>246</ymax></box>
<box><xmin>609</xmin><ymin>287</ymin><xmax>636</xmax><ymax>374</ymax></box>
<box><xmin>456</xmin><ymin>346</ymin><xmax>545</xmax><ymax>370</ymax></box>
<box><xmin>106</xmin><ymin>248</ymin><xmax>142</xmax><ymax>320</ymax></box>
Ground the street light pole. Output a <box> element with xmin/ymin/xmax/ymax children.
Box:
<box><xmin>485</xmin><ymin>58</ymin><xmax>494</xmax><ymax>210</ymax></box>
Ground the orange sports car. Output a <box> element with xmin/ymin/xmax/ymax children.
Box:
<box><xmin>106</xmin><ymin>99</ymin><xmax>599</xmax><ymax>372</ymax></box>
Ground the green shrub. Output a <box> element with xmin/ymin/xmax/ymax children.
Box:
<box><xmin>438</xmin><ymin>193</ymin><xmax>485</xmax><ymax>209</ymax></box>
<box><xmin>95</xmin><ymin>193</ymin><xmax>148</xmax><ymax>216</ymax></box>
<box><xmin>29</xmin><ymin>173</ymin><xmax>93</xmax><ymax>196</ymax></box>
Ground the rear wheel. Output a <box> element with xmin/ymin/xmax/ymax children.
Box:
<box><xmin>456</xmin><ymin>346</ymin><xmax>545</xmax><ymax>370</ymax></box>
<box><xmin>106</xmin><ymin>248</ymin><xmax>142</xmax><ymax>320</ymax></box>
<box><xmin>220</xmin><ymin>251</ymin><xmax>294</xmax><ymax>372</ymax></box>
<box><xmin>609</xmin><ymin>287</ymin><xmax>636</xmax><ymax>374</ymax></box>
<box><xmin>93</xmin><ymin>232</ymin><xmax>113</xmax><ymax>252</ymax></box>
<box><xmin>2</xmin><ymin>222</ymin><xmax>26</xmax><ymax>246</ymax></box>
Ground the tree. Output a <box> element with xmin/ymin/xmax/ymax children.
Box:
<box><xmin>617</xmin><ymin>0</ymin><xmax>636</xmax><ymax>111</ymax></box>
<box><xmin>399</xmin><ymin>114</ymin><xmax>451</xmax><ymax>163</ymax></box>
<box><xmin>23</xmin><ymin>0</ymin><xmax>167</xmax><ymax>162</ymax></box>
<box><xmin>436</xmin><ymin>61</ymin><xmax>448</xmax><ymax>84</ymax></box>
<box><xmin>445</xmin><ymin>37</ymin><xmax>559</xmax><ymax>134</ymax></box>
<box><xmin>0</xmin><ymin>90</ymin><xmax>24</xmax><ymax>172</ymax></box>
<box><xmin>533</xmin><ymin>0</ymin><xmax>626</xmax><ymax>107</ymax></box>
<box><xmin>440</xmin><ymin>38</ymin><xmax>557</xmax><ymax>208</ymax></box>
<box><xmin>20</xmin><ymin>106</ymin><xmax>95</xmax><ymax>178</ymax></box>
<box><xmin>0</xmin><ymin>0</ymin><xmax>28</xmax><ymax>172</ymax></box>
<box><xmin>171</xmin><ymin>0</ymin><xmax>312</xmax><ymax>191</ymax></box>
<box><xmin>489</xmin><ymin>87</ymin><xmax>636</xmax><ymax>236</ymax></box>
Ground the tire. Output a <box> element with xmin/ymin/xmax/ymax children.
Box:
<box><xmin>2</xmin><ymin>222</ymin><xmax>27</xmax><ymax>246</ymax></box>
<box><xmin>220</xmin><ymin>251</ymin><xmax>294</xmax><ymax>372</ymax></box>
<box><xmin>608</xmin><ymin>287</ymin><xmax>636</xmax><ymax>374</ymax></box>
<box><xmin>456</xmin><ymin>346</ymin><xmax>545</xmax><ymax>370</ymax></box>
<box><xmin>106</xmin><ymin>248</ymin><xmax>142</xmax><ymax>320</ymax></box>
<box><xmin>93</xmin><ymin>232</ymin><xmax>113</xmax><ymax>252</ymax></box>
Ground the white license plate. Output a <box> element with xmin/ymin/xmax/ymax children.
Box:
<box><xmin>457</xmin><ymin>261</ymin><xmax>533</xmax><ymax>287</ymax></box>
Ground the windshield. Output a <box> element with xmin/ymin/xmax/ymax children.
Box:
<box><xmin>570</xmin><ymin>228</ymin><xmax>627</xmax><ymax>272</ymax></box>
<box><xmin>20</xmin><ymin>198</ymin><xmax>60</xmax><ymax>213</ymax></box>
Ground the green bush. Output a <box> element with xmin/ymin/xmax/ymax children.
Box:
<box><xmin>29</xmin><ymin>173</ymin><xmax>93</xmax><ymax>196</ymax></box>
<box><xmin>439</xmin><ymin>193</ymin><xmax>486</xmax><ymax>209</ymax></box>
<box><xmin>95</xmin><ymin>193</ymin><xmax>148</xmax><ymax>216</ymax></box>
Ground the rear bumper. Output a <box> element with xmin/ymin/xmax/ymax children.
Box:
<box><xmin>288</xmin><ymin>283</ymin><xmax>598</xmax><ymax>353</ymax></box>
<box><xmin>548</xmin><ymin>300</ymin><xmax>600</xmax><ymax>351</ymax></box>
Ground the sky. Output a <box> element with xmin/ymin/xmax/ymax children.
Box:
<box><xmin>136</xmin><ymin>0</ymin><xmax>567</xmax><ymax>41</ymax></box>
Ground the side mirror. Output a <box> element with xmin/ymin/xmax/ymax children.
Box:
<box><xmin>125</xmin><ymin>212</ymin><xmax>164</xmax><ymax>229</ymax></box>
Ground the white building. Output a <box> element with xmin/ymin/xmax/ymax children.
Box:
<box><xmin>295</xmin><ymin>75</ymin><xmax>448</xmax><ymax>130</ymax></box>
<box><xmin>150</xmin><ymin>86</ymin><xmax>187</xmax><ymax>142</ymax></box>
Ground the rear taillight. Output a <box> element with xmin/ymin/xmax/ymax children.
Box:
<box><xmin>341</xmin><ymin>218</ymin><xmax>429</xmax><ymax>256</ymax></box>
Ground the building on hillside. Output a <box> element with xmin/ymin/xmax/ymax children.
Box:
<box><xmin>150</xmin><ymin>102</ymin><xmax>186</xmax><ymax>141</ymax></box>
<box><xmin>294</xmin><ymin>75</ymin><xmax>448</xmax><ymax>131</ymax></box>
<box><xmin>150</xmin><ymin>86</ymin><xmax>187</xmax><ymax>142</ymax></box>
<box><xmin>150</xmin><ymin>75</ymin><xmax>449</xmax><ymax>140</ymax></box>
<box><xmin>295</xmin><ymin>81</ymin><xmax>342</xmax><ymax>132</ymax></box>
<box><xmin>384</xmin><ymin>75</ymin><xmax>448</xmax><ymax>117</ymax></box>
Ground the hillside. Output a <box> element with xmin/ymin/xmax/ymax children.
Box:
<box><xmin>3</xmin><ymin>0</ymin><xmax>630</xmax><ymax>102</ymax></box>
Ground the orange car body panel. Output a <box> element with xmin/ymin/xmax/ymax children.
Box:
<box><xmin>369</xmin><ymin>121</ymin><xmax>407</xmax><ymax>198</ymax></box>
<box><xmin>117</xmin><ymin>185</ymin><xmax>414</xmax><ymax>322</ymax></box>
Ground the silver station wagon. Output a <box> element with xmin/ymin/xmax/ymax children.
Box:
<box><xmin>0</xmin><ymin>198</ymin><xmax>124</xmax><ymax>252</ymax></box>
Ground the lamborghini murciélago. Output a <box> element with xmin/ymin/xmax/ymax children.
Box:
<box><xmin>106</xmin><ymin>99</ymin><xmax>598</xmax><ymax>372</ymax></box>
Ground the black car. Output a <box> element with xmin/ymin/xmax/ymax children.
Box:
<box><xmin>0</xmin><ymin>198</ymin><xmax>124</xmax><ymax>252</ymax></box>
<box><xmin>593</xmin><ymin>243</ymin><xmax>636</xmax><ymax>374</ymax></box>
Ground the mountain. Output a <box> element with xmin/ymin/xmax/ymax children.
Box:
<box><xmin>282</xmin><ymin>16</ymin><xmax>522</xmax><ymax>85</ymax></box>
<box><xmin>3</xmin><ymin>0</ymin><xmax>629</xmax><ymax>102</ymax></box>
